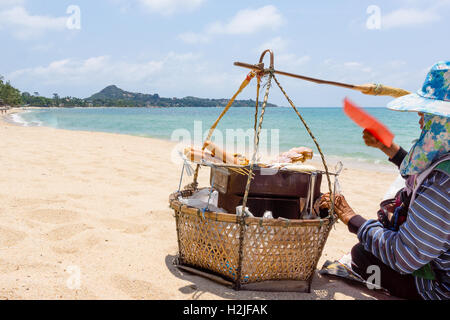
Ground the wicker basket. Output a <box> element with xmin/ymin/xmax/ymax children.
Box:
<box><xmin>170</xmin><ymin>188</ymin><xmax>334</xmax><ymax>292</ymax></box>
<box><xmin>170</xmin><ymin>50</ymin><xmax>338</xmax><ymax>292</ymax></box>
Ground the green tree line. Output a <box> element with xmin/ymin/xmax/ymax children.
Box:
<box><xmin>0</xmin><ymin>75</ymin><xmax>93</xmax><ymax>107</ymax></box>
<box><xmin>0</xmin><ymin>75</ymin><xmax>22</xmax><ymax>106</ymax></box>
<box><xmin>0</xmin><ymin>76</ymin><xmax>282</xmax><ymax>108</ymax></box>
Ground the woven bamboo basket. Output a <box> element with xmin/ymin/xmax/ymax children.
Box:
<box><xmin>169</xmin><ymin>50</ymin><xmax>337</xmax><ymax>292</ymax></box>
<box><xmin>170</xmin><ymin>188</ymin><xmax>334</xmax><ymax>292</ymax></box>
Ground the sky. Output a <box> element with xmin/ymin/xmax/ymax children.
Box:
<box><xmin>0</xmin><ymin>0</ymin><xmax>449</xmax><ymax>107</ymax></box>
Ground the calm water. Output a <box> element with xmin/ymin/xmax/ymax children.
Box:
<box><xmin>16</xmin><ymin>107</ymin><xmax>420</xmax><ymax>166</ymax></box>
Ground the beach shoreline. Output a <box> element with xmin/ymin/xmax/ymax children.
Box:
<box><xmin>5</xmin><ymin>107</ymin><xmax>398</xmax><ymax>174</ymax></box>
<box><xmin>0</xmin><ymin>109</ymin><xmax>399</xmax><ymax>300</ymax></box>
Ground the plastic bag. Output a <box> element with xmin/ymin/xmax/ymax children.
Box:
<box><xmin>178</xmin><ymin>188</ymin><xmax>226</xmax><ymax>213</ymax></box>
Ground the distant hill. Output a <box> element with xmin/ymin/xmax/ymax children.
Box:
<box><xmin>88</xmin><ymin>85</ymin><xmax>160</xmax><ymax>106</ymax></box>
<box><xmin>87</xmin><ymin>85</ymin><xmax>281</xmax><ymax>108</ymax></box>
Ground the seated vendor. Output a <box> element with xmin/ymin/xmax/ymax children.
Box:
<box><xmin>320</xmin><ymin>61</ymin><xmax>450</xmax><ymax>300</ymax></box>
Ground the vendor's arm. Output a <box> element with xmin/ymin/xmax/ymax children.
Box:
<box><xmin>388</xmin><ymin>146</ymin><xmax>408</xmax><ymax>168</ymax></box>
<box><xmin>349</xmin><ymin>171</ymin><xmax>450</xmax><ymax>274</ymax></box>
<box><xmin>362</xmin><ymin>129</ymin><xmax>407</xmax><ymax>167</ymax></box>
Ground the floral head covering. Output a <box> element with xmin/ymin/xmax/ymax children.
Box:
<box><xmin>400</xmin><ymin>114</ymin><xmax>450</xmax><ymax>176</ymax></box>
<box><xmin>388</xmin><ymin>61</ymin><xmax>450</xmax><ymax>117</ymax></box>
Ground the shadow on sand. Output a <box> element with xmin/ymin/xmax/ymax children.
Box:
<box><xmin>164</xmin><ymin>254</ymin><xmax>396</xmax><ymax>300</ymax></box>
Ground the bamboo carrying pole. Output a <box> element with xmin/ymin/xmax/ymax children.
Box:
<box><xmin>234</xmin><ymin>61</ymin><xmax>411</xmax><ymax>98</ymax></box>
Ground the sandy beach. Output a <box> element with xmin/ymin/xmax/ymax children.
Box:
<box><xmin>0</xmin><ymin>109</ymin><xmax>399</xmax><ymax>300</ymax></box>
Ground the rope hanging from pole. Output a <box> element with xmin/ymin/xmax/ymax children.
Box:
<box><xmin>237</xmin><ymin>49</ymin><xmax>274</xmax><ymax>289</ymax></box>
<box><xmin>272</xmin><ymin>74</ymin><xmax>333</xmax><ymax>197</ymax></box>
<box><xmin>191</xmin><ymin>71</ymin><xmax>256</xmax><ymax>188</ymax></box>
<box><xmin>254</xmin><ymin>75</ymin><xmax>261</xmax><ymax>133</ymax></box>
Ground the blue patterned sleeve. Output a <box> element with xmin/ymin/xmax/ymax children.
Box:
<box><xmin>356</xmin><ymin>171</ymin><xmax>450</xmax><ymax>274</ymax></box>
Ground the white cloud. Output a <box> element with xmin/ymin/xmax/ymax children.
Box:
<box><xmin>380</xmin><ymin>0</ymin><xmax>450</xmax><ymax>29</ymax></box>
<box><xmin>0</xmin><ymin>6</ymin><xmax>67</xmax><ymax>39</ymax></box>
<box><xmin>382</xmin><ymin>8</ymin><xmax>440</xmax><ymax>29</ymax></box>
<box><xmin>0</xmin><ymin>0</ymin><xmax>24</xmax><ymax>8</ymax></box>
<box><xmin>387</xmin><ymin>60</ymin><xmax>407</xmax><ymax>68</ymax></box>
<box><xmin>8</xmin><ymin>56</ymin><xmax>164</xmax><ymax>86</ymax></box>
<box><xmin>257</xmin><ymin>37</ymin><xmax>289</xmax><ymax>53</ymax></box>
<box><xmin>318</xmin><ymin>59</ymin><xmax>426</xmax><ymax>91</ymax></box>
<box><xmin>179</xmin><ymin>5</ymin><xmax>283</xmax><ymax>44</ymax></box>
<box><xmin>6</xmin><ymin>52</ymin><xmax>242</xmax><ymax>98</ymax></box>
<box><xmin>277</xmin><ymin>54</ymin><xmax>311</xmax><ymax>68</ymax></box>
<box><xmin>138</xmin><ymin>0</ymin><xmax>205</xmax><ymax>15</ymax></box>
<box><xmin>343</xmin><ymin>62</ymin><xmax>363</xmax><ymax>68</ymax></box>
<box><xmin>178</xmin><ymin>31</ymin><xmax>210</xmax><ymax>44</ymax></box>
<box><xmin>253</xmin><ymin>36</ymin><xmax>310</xmax><ymax>71</ymax></box>
<box><xmin>207</xmin><ymin>5</ymin><xmax>282</xmax><ymax>35</ymax></box>
<box><xmin>319</xmin><ymin>59</ymin><xmax>376</xmax><ymax>84</ymax></box>
<box><xmin>251</xmin><ymin>36</ymin><xmax>312</xmax><ymax>76</ymax></box>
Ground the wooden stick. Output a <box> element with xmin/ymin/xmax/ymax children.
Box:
<box><xmin>234</xmin><ymin>61</ymin><xmax>411</xmax><ymax>97</ymax></box>
<box><xmin>234</xmin><ymin>61</ymin><xmax>356</xmax><ymax>89</ymax></box>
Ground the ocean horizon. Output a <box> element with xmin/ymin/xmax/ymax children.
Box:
<box><xmin>11</xmin><ymin>106</ymin><xmax>420</xmax><ymax>170</ymax></box>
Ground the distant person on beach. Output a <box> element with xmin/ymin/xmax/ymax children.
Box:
<box><xmin>320</xmin><ymin>61</ymin><xmax>450</xmax><ymax>300</ymax></box>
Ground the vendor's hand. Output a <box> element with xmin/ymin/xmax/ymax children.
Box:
<box><xmin>362</xmin><ymin>129</ymin><xmax>400</xmax><ymax>159</ymax></box>
<box><xmin>363</xmin><ymin>129</ymin><xmax>384</xmax><ymax>150</ymax></box>
<box><xmin>319</xmin><ymin>193</ymin><xmax>357</xmax><ymax>225</ymax></box>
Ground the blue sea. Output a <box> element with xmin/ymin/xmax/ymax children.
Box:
<box><xmin>14</xmin><ymin>107</ymin><xmax>420</xmax><ymax>168</ymax></box>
